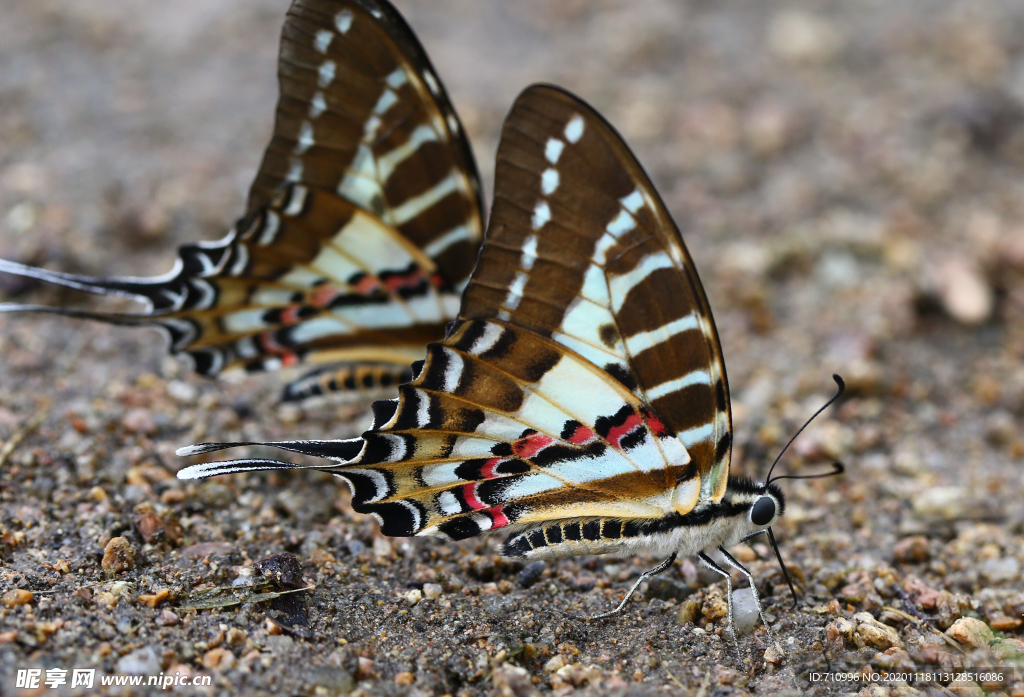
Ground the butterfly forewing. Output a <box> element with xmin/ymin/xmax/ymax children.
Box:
<box><xmin>249</xmin><ymin>0</ymin><xmax>482</xmax><ymax>288</ymax></box>
<box><xmin>0</xmin><ymin>0</ymin><xmax>483</xmax><ymax>395</ymax></box>
<box><xmin>313</xmin><ymin>85</ymin><xmax>733</xmax><ymax>555</ymax></box>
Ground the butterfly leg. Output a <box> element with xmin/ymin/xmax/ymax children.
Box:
<box><xmin>572</xmin><ymin>552</ymin><xmax>677</xmax><ymax>621</ymax></box>
<box><xmin>718</xmin><ymin>545</ymin><xmax>772</xmax><ymax>637</ymax></box>
<box><xmin>697</xmin><ymin>551</ymin><xmax>736</xmax><ymax>642</ymax></box>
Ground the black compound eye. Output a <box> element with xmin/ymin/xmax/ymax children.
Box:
<box><xmin>750</xmin><ymin>497</ymin><xmax>776</xmax><ymax>526</ymax></box>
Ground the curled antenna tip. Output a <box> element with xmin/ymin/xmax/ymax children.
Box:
<box><xmin>764</xmin><ymin>374</ymin><xmax>847</xmax><ymax>484</ymax></box>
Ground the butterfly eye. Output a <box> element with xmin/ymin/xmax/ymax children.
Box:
<box><xmin>750</xmin><ymin>496</ymin><xmax>776</xmax><ymax>526</ymax></box>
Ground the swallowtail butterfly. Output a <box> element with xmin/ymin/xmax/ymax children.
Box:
<box><xmin>178</xmin><ymin>85</ymin><xmax>844</xmax><ymax>634</ymax></box>
<box><xmin>0</xmin><ymin>0</ymin><xmax>483</xmax><ymax>401</ymax></box>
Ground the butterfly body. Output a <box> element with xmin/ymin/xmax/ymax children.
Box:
<box><xmin>502</xmin><ymin>479</ymin><xmax>785</xmax><ymax>561</ymax></box>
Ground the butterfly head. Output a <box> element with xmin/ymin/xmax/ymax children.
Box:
<box><xmin>720</xmin><ymin>477</ymin><xmax>787</xmax><ymax>545</ymax></box>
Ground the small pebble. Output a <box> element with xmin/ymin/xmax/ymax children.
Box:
<box><xmin>979</xmin><ymin>556</ymin><xmax>1020</xmax><ymax>582</ymax></box>
<box><xmin>767</xmin><ymin>10</ymin><xmax>843</xmax><ymax>64</ymax></box>
<box><xmin>893</xmin><ymin>536</ymin><xmax>930</xmax><ymax>563</ymax></box>
<box><xmin>117</xmin><ymin>646</ymin><xmax>161</xmax><ymax>675</ymax></box>
<box><xmin>137</xmin><ymin>588</ymin><xmax>169</xmax><ymax>608</ymax></box>
<box><xmin>544</xmin><ymin>654</ymin><xmax>567</xmax><ymax>673</ymax></box>
<box><xmin>911</xmin><ymin>487</ymin><xmax>967</xmax><ymax>522</ymax></box>
<box><xmin>372</xmin><ymin>537</ymin><xmax>392</xmax><ymax>558</ymax></box>
<box><xmin>155</xmin><ymin>610</ymin><xmax>179</xmax><ymax>626</ymax></box>
<box><xmin>701</xmin><ymin>590</ymin><xmax>728</xmax><ymax>622</ymax></box>
<box><xmin>422</xmin><ymin>583</ymin><xmax>442</xmax><ymax>599</ymax></box>
<box><xmin>946</xmin><ymin>617</ymin><xmax>993</xmax><ymax>649</ymax></box>
<box><xmin>853</xmin><ymin>612</ymin><xmax>904</xmax><ymax>650</ymax></box>
<box><xmin>122</xmin><ymin>408</ymin><xmax>156</xmax><ymax>435</ymax></box>
<box><xmin>2</xmin><ymin>589</ymin><xmax>33</xmax><ymax>607</ymax></box>
<box><xmin>763</xmin><ymin>643</ymin><xmax>785</xmax><ymax>666</ymax></box>
<box><xmin>934</xmin><ymin>258</ymin><xmax>993</xmax><ymax>325</ymax></box>
<box><xmin>356</xmin><ymin>657</ymin><xmax>376</xmax><ymax>679</ymax></box>
<box><xmin>676</xmin><ymin>598</ymin><xmax>702</xmax><ymax>625</ymax></box>
<box><xmin>482</xmin><ymin>596</ymin><xmax>515</xmax><ymax>618</ymax></box>
<box><xmin>394</xmin><ymin>672</ymin><xmax>414</xmax><ymax>686</ymax></box>
<box><xmin>166</xmin><ymin>380</ymin><xmax>197</xmax><ymax>404</ymax></box>
<box><xmin>253</xmin><ymin>553</ymin><xmax>304</xmax><ymax>589</ymax></box>
<box><xmin>198</xmin><ymin>482</ymin><xmax>234</xmax><ymax>509</ymax></box>
<box><xmin>731</xmin><ymin>588</ymin><xmax>761</xmax><ymax>635</ymax></box>
<box><xmin>132</xmin><ymin>503</ymin><xmax>166</xmax><ymax>544</ymax></box>
<box><xmin>102</xmin><ymin>537</ymin><xmax>135</xmax><ymax>574</ymax></box>
<box><xmin>202</xmin><ymin>647</ymin><xmax>236</xmax><ymax>670</ymax></box>
<box><xmin>405</xmin><ymin>589</ymin><xmax>423</xmax><ymax>606</ymax></box>
<box><xmin>517</xmin><ymin>561</ymin><xmax>545</xmax><ymax>588</ymax></box>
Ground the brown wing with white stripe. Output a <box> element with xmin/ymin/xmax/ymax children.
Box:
<box><xmin>462</xmin><ymin>85</ymin><xmax>732</xmax><ymax>500</ymax></box>
<box><xmin>0</xmin><ymin>0</ymin><xmax>483</xmax><ymax>395</ymax></box>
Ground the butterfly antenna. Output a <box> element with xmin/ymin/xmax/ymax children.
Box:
<box><xmin>766</xmin><ymin>527</ymin><xmax>800</xmax><ymax>609</ymax></box>
<box><xmin>764</xmin><ymin>374</ymin><xmax>845</xmax><ymax>484</ymax></box>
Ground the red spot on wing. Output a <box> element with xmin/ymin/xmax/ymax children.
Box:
<box><xmin>309</xmin><ymin>284</ymin><xmax>340</xmax><ymax>308</ymax></box>
<box><xmin>354</xmin><ymin>275</ymin><xmax>383</xmax><ymax>295</ymax></box>
<box><xmin>480</xmin><ymin>458</ymin><xmax>505</xmax><ymax>479</ymax></box>
<box><xmin>384</xmin><ymin>269</ymin><xmax>427</xmax><ymax>293</ymax></box>
<box><xmin>259</xmin><ymin>331</ymin><xmax>283</xmax><ymax>353</ymax></box>
<box><xmin>487</xmin><ymin>506</ymin><xmax>509</xmax><ymax>529</ymax></box>
<box><xmin>513</xmin><ymin>433</ymin><xmax>555</xmax><ymax>459</ymax></box>
<box><xmin>567</xmin><ymin>424</ymin><xmax>597</xmax><ymax>445</ymax></box>
<box><xmin>606</xmin><ymin>413</ymin><xmax>644</xmax><ymax>450</ymax></box>
<box><xmin>280</xmin><ymin>305</ymin><xmax>301</xmax><ymax>326</ymax></box>
<box><xmin>257</xmin><ymin>332</ymin><xmax>299</xmax><ymax>367</ymax></box>
<box><xmin>463</xmin><ymin>483</ymin><xmax>485</xmax><ymax>510</ymax></box>
<box><xmin>643</xmin><ymin>411</ymin><xmax>672</xmax><ymax>438</ymax></box>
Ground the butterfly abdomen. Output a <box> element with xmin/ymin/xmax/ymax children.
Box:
<box><xmin>280</xmin><ymin>362</ymin><xmax>415</xmax><ymax>401</ymax></box>
<box><xmin>502</xmin><ymin>515</ymin><xmax>708</xmax><ymax>560</ymax></box>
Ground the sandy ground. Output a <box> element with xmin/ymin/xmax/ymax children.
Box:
<box><xmin>2</xmin><ymin>1</ymin><xmax>1024</xmax><ymax>695</ymax></box>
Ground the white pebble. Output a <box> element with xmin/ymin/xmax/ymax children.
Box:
<box><xmin>935</xmin><ymin>258</ymin><xmax>993</xmax><ymax>325</ymax></box>
<box><xmin>731</xmin><ymin>587</ymin><xmax>761</xmax><ymax>635</ymax></box>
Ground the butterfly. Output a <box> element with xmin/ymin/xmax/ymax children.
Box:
<box><xmin>0</xmin><ymin>0</ymin><xmax>484</xmax><ymax>402</ymax></box>
<box><xmin>177</xmin><ymin>84</ymin><xmax>844</xmax><ymax>635</ymax></box>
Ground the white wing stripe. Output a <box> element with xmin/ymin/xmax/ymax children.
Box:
<box><xmin>646</xmin><ymin>369</ymin><xmax>713</xmax><ymax>401</ymax></box>
<box><xmin>422</xmin><ymin>224</ymin><xmax>473</xmax><ymax>259</ymax></box>
<box><xmin>623</xmin><ymin>312</ymin><xmax>699</xmax><ymax>356</ymax></box>
<box><xmin>609</xmin><ymin>252</ymin><xmax>674</xmax><ymax>311</ymax></box>
<box><xmin>676</xmin><ymin>421</ymin><xmax>714</xmax><ymax>447</ymax></box>
<box><xmin>392</xmin><ymin>174</ymin><xmax>459</xmax><ymax>225</ymax></box>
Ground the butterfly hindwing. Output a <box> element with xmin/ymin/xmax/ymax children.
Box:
<box><xmin>0</xmin><ymin>0</ymin><xmax>483</xmax><ymax>396</ymax></box>
<box><xmin>331</xmin><ymin>318</ymin><xmax>692</xmax><ymax>540</ymax></box>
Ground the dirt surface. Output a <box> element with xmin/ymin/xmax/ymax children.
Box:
<box><xmin>2</xmin><ymin>1</ymin><xmax>1024</xmax><ymax>695</ymax></box>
